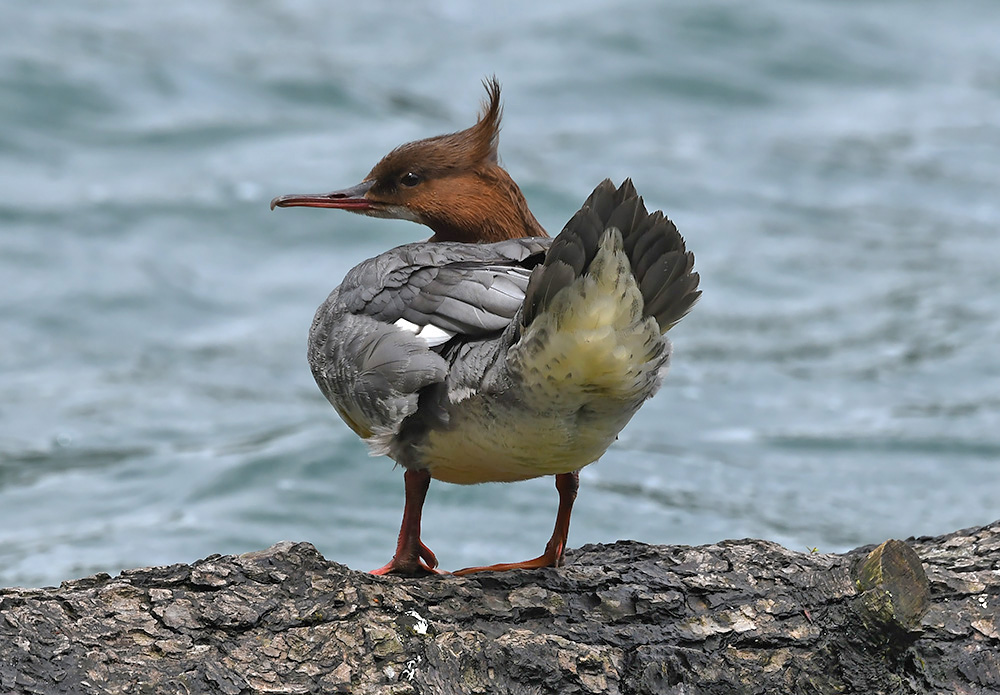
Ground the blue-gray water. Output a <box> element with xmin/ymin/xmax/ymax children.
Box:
<box><xmin>2</xmin><ymin>2</ymin><xmax>999</xmax><ymax>588</ymax></box>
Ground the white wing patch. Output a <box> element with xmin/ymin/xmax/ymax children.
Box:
<box><xmin>394</xmin><ymin>318</ymin><xmax>455</xmax><ymax>347</ymax></box>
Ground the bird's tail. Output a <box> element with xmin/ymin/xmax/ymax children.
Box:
<box><xmin>523</xmin><ymin>179</ymin><xmax>700</xmax><ymax>332</ymax></box>
<box><xmin>505</xmin><ymin>179</ymin><xmax>699</xmax><ymax>414</ymax></box>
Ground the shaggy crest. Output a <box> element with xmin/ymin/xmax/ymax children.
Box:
<box><xmin>366</xmin><ymin>76</ymin><xmax>503</xmax><ymax>182</ymax></box>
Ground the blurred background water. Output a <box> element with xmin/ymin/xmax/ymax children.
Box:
<box><xmin>2</xmin><ymin>1</ymin><xmax>999</xmax><ymax>588</ymax></box>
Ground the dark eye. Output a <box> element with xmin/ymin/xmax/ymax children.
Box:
<box><xmin>399</xmin><ymin>172</ymin><xmax>421</xmax><ymax>187</ymax></box>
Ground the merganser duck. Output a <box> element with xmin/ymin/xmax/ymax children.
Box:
<box><xmin>271</xmin><ymin>78</ymin><xmax>700</xmax><ymax>576</ymax></box>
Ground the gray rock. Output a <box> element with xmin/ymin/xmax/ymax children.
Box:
<box><xmin>1</xmin><ymin>524</ymin><xmax>998</xmax><ymax>694</ymax></box>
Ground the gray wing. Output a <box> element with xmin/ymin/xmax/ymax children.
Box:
<box><xmin>310</xmin><ymin>311</ymin><xmax>450</xmax><ymax>444</ymax></box>
<box><xmin>338</xmin><ymin>237</ymin><xmax>550</xmax><ymax>346</ymax></box>
<box><xmin>308</xmin><ymin>237</ymin><xmax>551</xmax><ymax>462</ymax></box>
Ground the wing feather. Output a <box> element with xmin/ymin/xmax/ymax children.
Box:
<box><xmin>338</xmin><ymin>238</ymin><xmax>549</xmax><ymax>347</ymax></box>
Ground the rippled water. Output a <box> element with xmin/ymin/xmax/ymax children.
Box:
<box><xmin>2</xmin><ymin>1</ymin><xmax>999</xmax><ymax>587</ymax></box>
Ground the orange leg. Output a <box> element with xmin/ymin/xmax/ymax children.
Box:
<box><xmin>454</xmin><ymin>471</ymin><xmax>580</xmax><ymax>576</ymax></box>
<box><xmin>371</xmin><ymin>469</ymin><xmax>446</xmax><ymax>576</ymax></box>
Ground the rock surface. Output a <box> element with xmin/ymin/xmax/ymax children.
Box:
<box><xmin>1</xmin><ymin>521</ymin><xmax>998</xmax><ymax>694</ymax></box>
